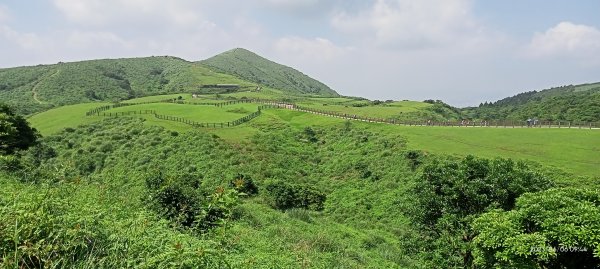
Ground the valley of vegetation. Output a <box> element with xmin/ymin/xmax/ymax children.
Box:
<box><xmin>1</xmin><ymin>48</ymin><xmax>599</xmax><ymax>268</ymax></box>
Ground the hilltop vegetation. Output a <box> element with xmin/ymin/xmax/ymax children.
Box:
<box><xmin>0</xmin><ymin>56</ymin><xmax>259</xmax><ymax>115</ymax></box>
<box><xmin>464</xmin><ymin>82</ymin><xmax>600</xmax><ymax>122</ymax></box>
<box><xmin>200</xmin><ymin>48</ymin><xmax>339</xmax><ymax>97</ymax></box>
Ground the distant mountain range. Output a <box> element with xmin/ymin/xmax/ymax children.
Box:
<box><xmin>463</xmin><ymin>83</ymin><xmax>600</xmax><ymax>122</ymax></box>
<box><xmin>0</xmin><ymin>49</ymin><xmax>338</xmax><ymax>115</ymax></box>
<box><xmin>1</xmin><ymin>47</ymin><xmax>598</xmax><ymax>121</ymax></box>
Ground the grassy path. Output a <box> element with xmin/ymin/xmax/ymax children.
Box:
<box><xmin>31</xmin><ymin>69</ymin><xmax>61</xmax><ymax>104</ymax></box>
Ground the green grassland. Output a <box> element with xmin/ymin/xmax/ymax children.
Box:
<box><xmin>27</xmin><ymin>102</ymin><xmax>109</xmax><ymax>136</ymax></box>
<box><xmin>6</xmin><ymin>48</ymin><xmax>600</xmax><ymax>268</ymax></box>
<box><xmin>27</xmin><ymin>100</ymin><xmax>600</xmax><ymax>178</ymax></box>
<box><xmin>108</xmin><ymin>103</ymin><xmax>260</xmax><ymax>122</ymax></box>
<box><xmin>296</xmin><ymin>100</ymin><xmax>434</xmax><ymax>119</ymax></box>
<box><xmin>8</xmin><ymin>114</ymin><xmax>598</xmax><ymax>268</ymax></box>
<box><xmin>254</xmin><ymin>109</ymin><xmax>600</xmax><ymax>178</ymax></box>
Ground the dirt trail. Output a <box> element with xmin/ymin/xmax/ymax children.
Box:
<box><xmin>32</xmin><ymin>69</ymin><xmax>61</xmax><ymax>104</ymax></box>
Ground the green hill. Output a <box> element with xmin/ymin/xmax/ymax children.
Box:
<box><xmin>463</xmin><ymin>82</ymin><xmax>600</xmax><ymax>121</ymax></box>
<box><xmin>0</xmin><ymin>56</ymin><xmax>258</xmax><ymax>115</ymax></box>
<box><xmin>200</xmin><ymin>48</ymin><xmax>339</xmax><ymax>97</ymax></box>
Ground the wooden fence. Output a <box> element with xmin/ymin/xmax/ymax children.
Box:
<box><xmin>85</xmin><ymin>99</ymin><xmax>600</xmax><ymax>129</ymax></box>
<box><xmin>91</xmin><ymin>105</ymin><xmax>278</xmax><ymax>128</ymax></box>
<box><xmin>287</xmin><ymin>105</ymin><xmax>600</xmax><ymax>129</ymax></box>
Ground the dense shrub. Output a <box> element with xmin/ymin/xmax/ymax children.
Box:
<box><xmin>473</xmin><ymin>188</ymin><xmax>600</xmax><ymax>269</ymax></box>
<box><xmin>411</xmin><ymin>155</ymin><xmax>554</xmax><ymax>267</ymax></box>
<box><xmin>404</xmin><ymin>150</ymin><xmax>424</xmax><ymax>170</ymax></box>
<box><xmin>145</xmin><ymin>172</ymin><xmax>240</xmax><ymax>233</ymax></box>
<box><xmin>229</xmin><ymin>174</ymin><xmax>258</xmax><ymax>196</ymax></box>
<box><xmin>265</xmin><ymin>181</ymin><xmax>326</xmax><ymax>211</ymax></box>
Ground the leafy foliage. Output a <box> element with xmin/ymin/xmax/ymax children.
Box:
<box><xmin>229</xmin><ymin>174</ymin><xmax>258</xmax><ymax>196</ymax></box>
<box><xmin>0</xmin><ymin>109</ymin><xmax>595</xmax><ymax>268</ymax></box>
<box><xmin>0</xmin><ymin>56</ymin><xmax>254</xmax><ymax>115</ymax></box>
<box><xmin>411</xmin><ymin>155</ymin><xmax>554</xmax><ymax>267</ymax></box>
<box><xmin>265</xmin><ymin>181</ymin><xmax>326</xmax><ymax>211</ymax></box>
<box><xmin>464</xmin><ymin>83</ymin><xmax>600</xmax><ymax>121</ymax></box>
<box><xmin>473</xmin><ymin>188</ymin><xmax>600</xmax><ymax>269</ymax></box>
<box><xmin>0</xmin><ymin>104</ymin><xmax>39</xmax><ymax>154</ymax></box>
<box><xmin>144</xmin><ymin>171</ymin><xmax>240</xmax><ymax>232</ymax></box>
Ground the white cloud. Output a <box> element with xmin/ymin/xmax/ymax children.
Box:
<box><xmin>0</xmin><ymin>25</ymin><xmax>42</xmax><ymax>50</ymax></box>
<box><xmin>262</xmin><ymin>0</ymin><xmax>320</xmax><ymax>9</ymax></box>
<box><xmin>0</xmin><ymin>5</ymin><xmax>11</xmax><ymax>22</ymax></box>
<box><xmin>274</xmin><ymin>36</ymin><xmax>353</xmax><ymax>61</ymax></box>
<box><xmin>52</xmin><ymin>0</ymin><xmax>205</xmax><ymax>27</ymax></box>
<box><xmin>257</xmin><ymin>0</ymin><xmax>332</xmax><ymax>16</ymax></box>
<box><xmin>527</xmin><ymin>22</ymin><xmax>600</xmax><ymax>64</ymax></box>
<box><xmin>67</xmin><ymin>31</ymin><xmax>133</xmax><ymax>49</ymax></box>
<box><xmin>331</xmin><ymin>0</ymin><xmax>486</xmax><ymax>49</ymax></box>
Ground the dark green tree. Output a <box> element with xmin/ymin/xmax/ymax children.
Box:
<box><xmin>0</xmin><ymin>104</ymin><xmax>39</xmax><ymax>154</ymax></box>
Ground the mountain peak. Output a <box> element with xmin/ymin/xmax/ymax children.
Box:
<box><xmin>200</xmin><ymin>48</ymin><xmax>339</xmax><ymax>97</ymax></box>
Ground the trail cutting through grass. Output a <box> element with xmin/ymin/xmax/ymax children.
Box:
<box><xmin>31</xmin><ymin>69</ymin><xmax>61</xmax><ymax>104</ymax></box>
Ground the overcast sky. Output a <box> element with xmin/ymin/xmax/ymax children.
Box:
<box><xmin>1</xmin><ymin>0</ymin><xmax>600</xmax><ymax>106</ymax></box>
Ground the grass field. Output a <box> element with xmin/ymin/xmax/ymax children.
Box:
<box><xmin>296</xmin><ymin>100</ymin><xmax>433</xmax><ymax>119</ymax></box>
<box><xmin>229</xmin><ymin>109</ymin><xmax>600</xmax><ymax>177</ymax></box>
<box><xmin>28</xmin><ymin>102</ymin><xmax>109</xmax><ymax>136</ymax></box>
<box><xmin>108</xmin><ymin>103</ymin><xmax>260</xmax><ymax>122</ymax></box>
<box><xmin>27</xmin><ymin>100</ymin><xmax>600</xmax><ymax>178</ymax></box>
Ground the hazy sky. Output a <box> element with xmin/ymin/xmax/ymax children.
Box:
<box><xmin>1</xmin><ymin>0</ymin><xmax>600</xmax><ymax>106</ymax></box>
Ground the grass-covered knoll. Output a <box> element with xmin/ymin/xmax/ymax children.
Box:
<box><xmin>200</xmin><ymin>48</ymin><xmax>339</xmax><ymax>97</ymax></box>
<box><xmin>28</xmin><ymin>103</ymin><xmax>109</xmax><ymax>136</ymax></box>
<box><xmin>464</xmin><ymin>82</ymin><xmax>600</xmax><ymax>121</ymax></box>
<box><xmin>0</xmin><ymin>56</ymin><xmax>255</xmax><ymax>115</ymax></box>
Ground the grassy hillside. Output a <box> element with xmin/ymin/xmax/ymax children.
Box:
<box><xmin>0</xmin><ymin>57</ymin><xmax>258</xmax><ymax>115</ymax></box>
<box><xmin>27</xmin><ymin>98</ymin><xmax>600</xmax><ymax>178</ymax></box>
<box><xmin>5</xmin><ymin>115</ymin><xmax>599</xmax><ymax>268</ymax></box>
<box><xmin>200</xmin><ymin>48</ymin><xmax>339</xmax><ymax>97</ymax></box>
<box><xmin>464</xmin><ymin>82</ymin><xmax>600</xmax><ymax>121</ymax></box>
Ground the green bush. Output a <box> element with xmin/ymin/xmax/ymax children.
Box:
<box><xmin>144</xmin><ymin>172</ymin><xmax>240</xmax><ymax>233</ymax></box>
<box><xmin>229</xmin><ymin>174</ymin><xmax>258</xmax><ymax>196</ymax></box>
<box><xmin>411</xmin><ymin>155</ymin><xmax>554</xmax><ymax>268</ymax></box>
<box><xmin>473</xmin><ymin>188</ymin><xmax>600</xmax><ymax>269</ymax></box>
<box><xmin>265</xmin><ymin>181</ymin><xmax>326</xmax><ymax>211</ymax></box>
<box><xmin>0</xmin><ymin>155</ymin><xmax>21</xmax><ymax>172</ymax></box>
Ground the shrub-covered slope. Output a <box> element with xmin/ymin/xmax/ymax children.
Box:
<box><xmin>464</xmin><ymin>82</ymin><xmax>600</xmax><ymax>121</ymax></box>
<box><xmin>200</xmin><ymin>48</ymin><xmax>339</xmax><ymax>97</ymax></box>
<box><xmin>0</xmin><ymin>56</ymin><xmax>256</xmax><ymax>115</ymax></box>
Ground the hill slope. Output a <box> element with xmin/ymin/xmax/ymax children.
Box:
<box><xmin>200</xmin><ymin>48</ymin><xmax>339</xmax><ymax>97</ymax></box>
<box><xmin>0</xmin><ymin>56</ymin><xmax>257</xmax><ymax>115</ymax></box>
<box><xmin>463</xmin><ymin>82</ymin><xmax>600</xmax><ymax>121</ymax></box>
